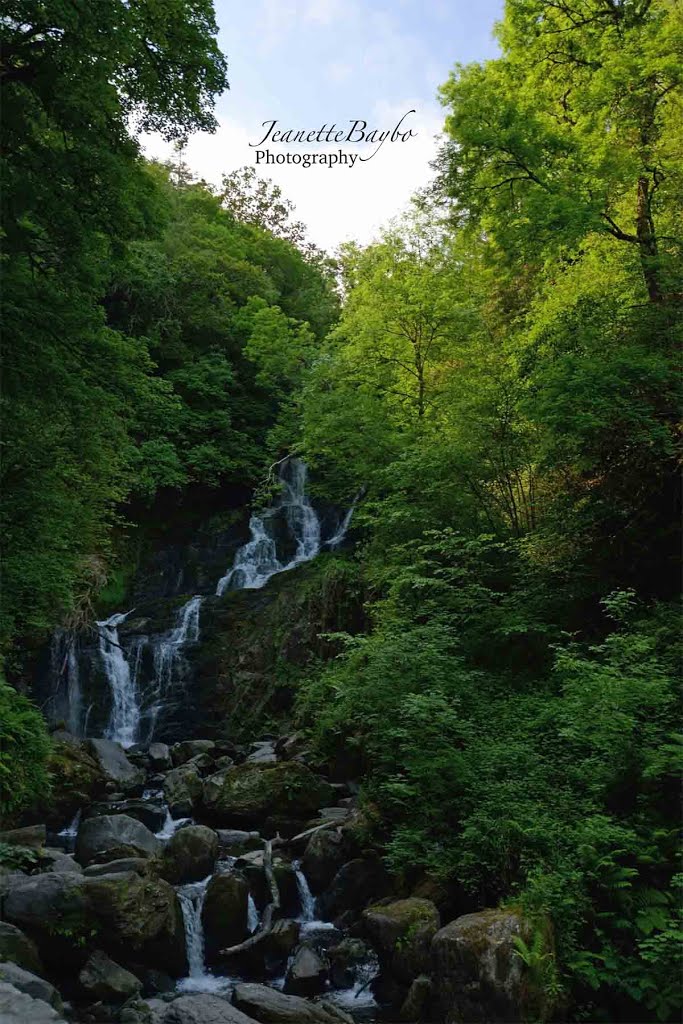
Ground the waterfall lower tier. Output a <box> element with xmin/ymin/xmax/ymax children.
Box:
<box><xmin>98</xmin><ymin>611</ymin><xmax>138</xmax><ymax>747</ymax></box>
<box><xmin>177</xmin><ymin>877</ymin><xmax>230</xmax><ymax>994</ymax></box>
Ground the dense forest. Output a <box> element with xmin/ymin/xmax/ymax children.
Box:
<box><xmin>1</xmin><ymin>2</ymin><xmax>681</xmax><ymax>1023</ymax></box>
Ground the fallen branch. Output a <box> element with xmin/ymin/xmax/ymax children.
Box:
<box><xmin>219</xmin><ymin>837</ymin><xmax>281</xmax><ymax>957</ymax></box>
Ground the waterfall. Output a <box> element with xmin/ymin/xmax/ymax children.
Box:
<box><xmin>177</xmin><ymin>877</ymin><xmax>230</xmax><ymax>994</ymax></box>
<box><xmin>327</xmin><ymin>489</ymin><xmax>362</xmax><ymax>550</ymax></box>
<box><xmin>216</xmin><ymin>458</ymin><xmax>321</xmax><ymax>594</ymax></box>
<box><xmin>293</xmin><ymin>860</ymin><xmax>317</xmax><ymax>923</ymax></box>
<box><xmin>149</xmin><ymin>595</ymin><xmax>203</xmax><ymax>733</ymax></box>
<box><xmin>98</xmin><ymin>611</ymin><xmax>139</xmax><ymax>748</ymax></box>
<box><xmin>247</xmin><ymin>894</ymin><xmax>260</xmax><ymax>934</ymax></box>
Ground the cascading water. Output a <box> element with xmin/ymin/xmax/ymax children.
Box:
<box><xmin>327</xmin><ymin>490</ymin><xmax>361</xmax><ymax>550</ymax></box>
<box><xmin>148</xmin><ymin>595</ymin><xmax>203</xmax><ymax>737</ymax></box>
<box><xmin>293</xmin><ymin>859</ymin><xmax>317</xmax><ymax>923</ymax></box>
<box><xmin>216</xmin><ymin>458</ymin><xmax>321</xmax><ymax>594</ymax></box>
<box><xmin>177</xmin><ymin>877</ymin><xmax>230</xmax><ymax>994</ymax></box>
<box><xmin>247</xmin><ymin>893</ymin><xmax>260</xmax><ymax>934</ymax></box>
<box><xmin>98</xmin><ymin>611</ymin><xmax>139</xmax><ymax>747</ymax></box>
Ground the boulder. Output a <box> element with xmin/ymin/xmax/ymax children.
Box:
<box><xmin>246</xmin><ymin>742</ymin><xmax>277</xmax><ymax>764</ymax></box>
<box><xmin>0</xmin><ymin>962</ymin><xmax>62</xmax><ymax>1010</ymax></box>
<box><xmin>363</xmin><ymin>898</ymin><xmax>440</xmax><ymax>983</ymax></box>
<box><xmin>201</xmin><ymin>873</ymin><xmax>249</xmax><ymax>953</ymax></box>
<box><xmin>89</xmin><ymin>798</ymin><xmax>167</xmax><ymax>833</ymax></box>
<box><xmin>171</xmin><ymin>740</ymin><xmax>216</xmax><ymax>767</ymax></box>
<box><xmin>328</xmin><ymin>938</ymin><xmax>375</xmax><ymax>989</ymax></box>
<box><xmin>42</xmin><ymin>740</ymin><xmax>106</xmax><ymax>826</ymax></box>
<box><xmin>302</xmin><ymin>829</ymin><xmax>347</xmax><ymax>894</ymax></box>
<box><xmin>283</xmin><ymin>944</ymin><xmax>329</xmax><ymax>996</ymax></box>
<box><xmin>157</xmin><ymin>825</ymin><xmax>219</xmax><ymax>884</ymax></box>
<box><xmin>79</xmin><ymin>949</ymin><xmax>142</xmax><ymax>1002</ymax></box>
<box><xmin>0</xmin><ymin>981</ymin><xmax>67</xmax><ymax>1023</ymax></box>
<box><xmin>164</xmin><ymin>765</ymin><xmax>203</xmax><ymax>817</ymax></box>
<box><xmin>83</xmin><ymin>871</ymin><xmax>187</xmax><ymax>976</ymax></box>
<box><xmin>84</xmin><ymin>857</ymin><xmax>150</xmax><ymax>877</ymax></box>
<box><xmin>232</xmin><ymin>983</ymin><xmax>353</xmax><ymax>1023</ymax></box>
<box><xmin>0</xmin><ymin>825</ymin><xmax>46</xmax><ymax>848</ymax></box>
<box><xmin>38</xmin><ymin>849</ymin><xmax>83</xmax><ymax>875</ymax></box>
<box><xmin>216</xmin><ymin>830</ymin><xmax>263</xmax><ymax>856</ymax></box>
<box><xmin>3</xmin><ymin>872</ymin><xmax>89</xmax><ymax>954</ymax></box>
<box><xmin>264</xmin><ymin>919</ymin><xmax>301</xmax><ymax>959</ymax></box>
<box><xmin>161</xmin><ymin>993</ymin><xmax>257</xmax><ymax>1023</ymax></box>
<box><xmin>76</xmin><ymin>814</ymin><xmax>160</xmax><ymax>866</ymax></box>
<box><xmin>0</xmin><ymin>923</ymin><xmax>44</xmax><ymax>975</ymax></box>
<box><xmin>201</xmin><ymin>761</ymin><xmax>334</xmax><ymax>827</ymax></box>
<box><xmin>431</xmin><ymin>908</ymin><xmax>533</xmax><ymax>1023</ymax></box>
<box><xmin>149</xmin><ymin>743</ymin><xmax>172</xmax><ymax>771</ymax></box>
<box><xmin>399</xmin><ymin>974</ymin><xmax>433</xmax><ymax>1022</ymax></box>
<box><xmin>87</xmin><ymin>739</ymin><xmax>144</xmax><ymax>791</ymax></box>
<box><xmin>318</xmin><ymin>858</ymin><xmax>391</xmax><ymax>921</ymax></box>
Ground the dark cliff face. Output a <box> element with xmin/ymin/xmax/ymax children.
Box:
<box><xmin>35</xmin><ymin>503</ymin><xmax>364</xmax><ymax>746</ymax></box>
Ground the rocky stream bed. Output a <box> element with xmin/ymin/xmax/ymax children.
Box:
<box><xmin>0</xmin><ymin>733</ymin><xmax>531</xmax><ymax>1024</ymax></box>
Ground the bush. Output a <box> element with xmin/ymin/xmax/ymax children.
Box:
<box><xmin>0</xmin><ymin>678</ymin><xmax>51</xmax><ymax>820</ymax></box>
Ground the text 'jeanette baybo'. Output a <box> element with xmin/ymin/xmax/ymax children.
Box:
<box><xmin>250</xmin><ymin>110</ymin><xmax>417</xmax><ymax>169</ymax></box>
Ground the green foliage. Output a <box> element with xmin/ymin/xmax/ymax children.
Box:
<box><xmin>0</xmin><ymin>679</ymin><xmax>51</xmax><ymax>818</ymax></box>
<box><xmin>0</xmin><ymin>842</ymin><xmax>41</xmax><ymax>872</ymax></box>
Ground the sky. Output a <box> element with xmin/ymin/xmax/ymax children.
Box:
<box><xmin>142</xmin><ymin>0</ymin><xmax>503</xmax><ymax>252</ymax></box>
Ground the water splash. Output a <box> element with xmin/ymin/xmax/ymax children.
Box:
<box><xmin>98</xmin><ymin>611</ymin><xmax>138</xmax><ymax>747</ymax></box>
<box><xmin>293</xmin><ymin>860</ymin><xmax>317</xmax><ymax>923</ymax></box>
<box><xmin>216</xmin><ymin>458</ymin><xmax>321</xmax><ymax>594</ymax></box>
<box><xmin>327</xmin><ymin>489</ymin><xmax>362</xmax><ymax>550</ymax></box>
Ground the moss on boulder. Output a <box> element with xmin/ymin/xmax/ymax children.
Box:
<box><xmin>201</xmin><ymin>761</ymin><xmax>334</xmax><ymax>827</ymax></box>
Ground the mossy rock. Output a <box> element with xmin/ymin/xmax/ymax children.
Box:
<box><xmin>201</xmin><ymin>761</ymin><xmax>334</xmax><ymax>827</ymax></box>
<box><xmin>363</xmin><ymin>898</ymin><xmax>440</xmax><ymax>984</ymax></box>
<box><xmin>40</xmin><ymin>741</ymin><xmax>106</xmax><ymax>827</ymax></box>
<box><xmin>83</xmin><ymin>871</ymin><xmax>187</xmax><ymax>976</ymax></box>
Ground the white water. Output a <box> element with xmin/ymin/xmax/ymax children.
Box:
<box><xmin>58</xmin><ymin>809</ymin><xmax>81</xmax><ymax>839</ymax></box>
<box><xmin>98</xmin><ymin>611</ymin><xmax>139</xmax><ymax>747</ymax></box>
<box><xmin>148</xmin><ymin>594</ymin><xmax>203</xmax><ymax>737</ymax></box>
<box><xmin>247</xmin><ymin>894</ymin><xmax>260</xmax><ymax>934</ymax></box>
<box><xmin>155</xmin><ymin>810</ymin><xmax>191</xmax><ymax>839</ymax></box>
<box><xmin>327</xmin><ymin>490</ymin><xmax>361</xmax><ymax>550</ymax></box>
<box><xmin>177</xmin><ymin>877</ymin><xmax>231</xmax><ymax>994</ymax></box>
<box><xmin>216</xmin><ymin>458</ymin><xmax>321</xmax><ymax>594</ymax></box>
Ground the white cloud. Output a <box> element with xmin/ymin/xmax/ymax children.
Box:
<box><xmin>140</xmin><ymin>101</ymin><xmax>444</xmax><ymax>253</ymax></box>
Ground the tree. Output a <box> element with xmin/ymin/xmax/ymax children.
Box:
<box><xmin>437</xmin><ymin>0</ymin><xmax>683</xmax><ymax>303</ymax></box>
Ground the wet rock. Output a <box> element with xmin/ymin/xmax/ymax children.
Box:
<box><xmin>328</xmin><ymin>938</ymin><xmax>374</xmax><ymax>989</ymax></box>
<box><xmin>87</xmin><ymin>739</ymin><xmax>144</xmax><ymax>791</ymax></box>
<box><xmin>0</xmin><ymin>824</ymin><xmax>46</xmax><ymax>848</ymax></box>
<box><xmin>283</xmin><ymin>944</ymin><xmax>329</xmax><ymax>996</ymax></box>
<box><xmin>232</xmin><ymin>982</ymin><xmax>354</xmax><ymax>1023</ymax></box>
<box><xmin>149</xmin><ymin>743</ymin><xmax>172</xmax><ymax>772</ymax></box>
<box><xmin>264</xmin><ymin>919</ymin><xmax>301</xmax><ymax>959</ymax></box>
<box><xmin>89</xmin><ymin>798</ymin><xmax>167</xmax><ymax>833</ymax></box>
<box><xmin>3</xmin><ymin>872</ymin><xmax>89</xmax><ymax>953</ymax></box>
<box><xmin>201</xmin><ymin>873</ymin><xmax>249</xmax><ymax>953</ymax></box>
<box><xmin>38</xmin><ymin>849</ymin><xmax>83</xmax><ymax>874</ymax></box>
<box><xmin>431</xmin><ymin>908</ymin><xmax>533</xmax><ymax>1023</ymax></box>
<box><xmin>363</xmin><ymin>898</ymin><xmax>440</xmax><ymax>983</ymax></box>
<box><xmin>318</xmin><ymin>857</ymin><xmax>391</xmax><ymax>922</ymax></box>
<box><xmin>0</xmin><ymin>981</ymin><xmax>67</xmax><ymax>1023</ymax></box>
<box><xmin>186</xmin><ymin>752</ymin><xmax>215</xmax><ymax>774</ymax></box>
<box><xmin>0</xmin><ymin>922</ymin><xmax>44</xmax><ymax>975</ymax></box>
<box><xmin>0</xmin><ymin>962</ymin><xmax>62</xmax><ymax>1010</ymax></box>
<box><xmin>399</xmin><ymin>974</ymin><xmax>433</xmax><ymax>1021</ymax></box>
<box><xmin>214</xmin><ymin>755</ymin><xmax>236</xmax><ymax>771</ymax></box>
<box><xmin>84</xmin><ymin>857</ymin><xmax>150</xmax><ymax>877</ymax></box>
<box><xmin>201</xmin><ymin>761</ymin><xmax>334</xmax><ymax>828</ymax></box>
<box><xmin>246</xmin><ymin>742</ymin><xmax>277</xmax><ymax>764</ymax></box>
<box><xmin>76</xmin><ymin>814</ymin><xmax>160</xmax><ymax>866</ymax></box>
<box><xmin>161</xmin><ymin>993</ymin><xmax>257</xmax><ymax>1023</ymax></box>
<box><xmin>302</xmin><ymin>829</ymin><xmax>347</xmax><ymax>894</ymax></box>
<box><xmin>216</xmin><ymin>830</ymin><xmax>263</xmax><ymax>856</ymax></box>
<box><xmin>129</xmin><ymin>964</ymin><xmax>176</xmax><ymax>997</ymax></box>
<box><xmin>83</xmin><ymin>871</ymin><xmax>187</xmax><ymax>976</ymax></box>
<box><xmin>79</xmin><ymin>949</ymin><xmax>142</xmax><ymax>1002</ymax></box>
<box><xmin>157</xmin><ymin>825</ymin><xmax>219</xmax><ymax>885</ymax></box>
<box><xmin>163</xmin><ymin>765</ymin><xmax>203</xmax><ymax>817</ymax></box>
<box><xmin>171</xmin><ymin>740</ymin><xmax>216</xmax><ymax>767</ymax></box>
